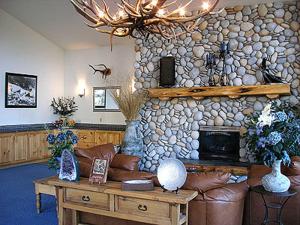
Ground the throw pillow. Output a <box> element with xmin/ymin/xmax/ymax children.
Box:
<box><xmin>110</xmin><ymin>154</ymin><xmax>140</xmax><ymax>171</ymax></box>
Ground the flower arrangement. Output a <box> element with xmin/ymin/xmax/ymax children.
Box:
<box><xmin>46</xmin><ymin>129</ymin><xmax>78</xmax><ymax>170</ymax></box>
<box><xmin>245</xmin><ymin>103</ymin><xmax>300</xmax><ymax>167</ymax></box>
<box><xmin>53</xmin><ymin>118</ymin><xmax>76</xmax><ymax>128</ymax></box>
<box><xmin>50</xmin><ymin>97</ymin><xmax>78</xmax><ymax>117</ymax></box>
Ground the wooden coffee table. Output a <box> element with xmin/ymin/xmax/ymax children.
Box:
<box><xmin>48</xmin><ymin>177</ymin><xmax>198</xmax><ymax>225</ymax></box>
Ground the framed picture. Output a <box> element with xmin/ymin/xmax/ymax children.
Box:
<box><xmin>93</xmin><ymin>86</ymin><xmax>120</xmax><ymax>112</ymax></box>
<box><xmin>5</xmin><ymin>72</ymin><xmax>37</xmax><ymax>108</ymax></box>
<box><xmin>89</xmin><ymin>158</ymin><xmax>109</xmax><ymax>184</ymax></box>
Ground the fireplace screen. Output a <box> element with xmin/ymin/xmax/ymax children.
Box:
<box><xmin>199</xmin><ymin>126</ymin><xmax>240</xmax><ymax>161</ymax></box>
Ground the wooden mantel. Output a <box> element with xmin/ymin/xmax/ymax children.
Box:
<box><xmin>148</xmin><ymin>84</ymin><xmax>291</xmax><ymax>101</ymax></box>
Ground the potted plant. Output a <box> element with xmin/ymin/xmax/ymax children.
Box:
<box><xmin>245</xmin><ymin>103</ymin><xmax>300</xmax><ymax>192</ymax></box>
<box><xmin>46</xmin><ymin>128</ymin><xmax>78</xmax><ymax>171</ymax></box>
<box><xmin>50</xmin><ymin>97</ymin><xmax>78</xmax><ymax>127</ymax></box>
<box><xmin>111</xmin><ymin>83</ymin><xmax>148</xmax><ymax>158</ymax></box>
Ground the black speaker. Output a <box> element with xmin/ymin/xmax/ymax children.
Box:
<box><xmin>160</xmin><ymin>56</ymin><xmax>175</xmax><ymax>87</ymax></box>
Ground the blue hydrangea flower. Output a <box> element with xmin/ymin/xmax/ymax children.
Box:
<box><xmin>276</xmin><ymin>111</ymin><xmax>288</xmax><ymax>122</ymax></box>
<box><xmin>248</xmin><ymin>128</ymin><xmax>255</xmax><ymax>136</ymax></box>
<box><xmin>66</xmin><ymin>130</ymin><xmax>73</xmax><ymax>137</ymax></box>
<box><xmin>257</xmin><ymin>137</ymin><xmax>267</xmax><ymax>148</ymax></box>
<box><xmin>288</xmin><ymin>111</ymin><xmax>295</xmax><ymax>118</ymax></box>
<box><xmin>268</xmin><ymin>131</ymin><xmax>282</xmax><ymax>145</ymax></box>
<box><xmin>256</xmin><ymin>126</ymin><xmax>264</xmax><ymax>135</ymax></box>
<box><xmin>47</xmin><ymin>134</ymin><xmax>55</xmax><ymax>144</ymax></box>
<box><xmin>71</xmin><ymin>134</ymin><xmax>78</xmax><ymax>145</ymax></box>
<box><xmin>57</xmin><ymin>133</ymin><xmax>66</xmax><ymax>143</ymax></box>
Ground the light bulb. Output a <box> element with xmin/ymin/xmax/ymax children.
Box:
<box><xmin>202</xmin><ymin>2</ymin><xmax>210</xmax><ymax>10</ymax></box>
<box><xmin>118</xmin><ymin>10</ymin><xmax>125</xmax><ymax>18</ymax></box>
<box><xmin>179</xmin><ymin>8</ymin><xmax>185</xmax><ymax>16</ymax></box>
<box><xmin>157</xmin><ymin>9</ymin><xmax>165</xmax><ymax>16</ymax></box>
<box><xmin>151</xmin><ymin>0</ymin><xmax>158</xmax><ymax>6</ymax></box>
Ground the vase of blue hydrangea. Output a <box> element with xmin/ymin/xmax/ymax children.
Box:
<box><xmin>245</xmin><ymin>103</ymin><xmax>300</xmax><ymax>192</ymax></box>
<box><xmin>46</xmin><ymin>129</ymin><xmax>78</xmax><ymax>172</ymax></box>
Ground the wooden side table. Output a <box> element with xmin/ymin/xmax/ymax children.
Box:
<box><xmin>252</xmin><ymin>185</ymin><xmax>297</xmax><ymax>225</ymax></box>
<box><xmin>33</xmin><ymin>176</ymin><xmax>57</xmax><ymax>213</ymax></box>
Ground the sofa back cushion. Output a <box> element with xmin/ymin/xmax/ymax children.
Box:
<box><xmin>283</xmin><ymin>156</ymin><xmax>300</xmax><ymax>176</ymax></box>
<box><xmin>182</xmin><ymin>172</ymin><xmax>231</xmax><ymax>193</ymax></box>
<box><xmin>110</xmin><ymin>154</ymin><xmax>140</xmax><ymax>171</ymax></box>
<box><xmin>75</xmin><ymin>143</ymin><xmax>116</xmax><ymax>163</ymax></box>
<box><xmin>75</xmin><ymin>143</ymin><xmax>116</xmax><ymax>178</ymax></box>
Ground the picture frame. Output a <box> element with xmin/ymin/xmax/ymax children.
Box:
<box><xmin>93</xmin><ymin>88</ymin><xmax>106</xmax><ymax>109</ymax></box>
<box><xmin>93</xmin><ymin>86</ymin><xmax>121</xmax><ymax>112</ymax></box>
<box><xmin>5</xmin><ymin>72</ymin><xmax>37</xmax><ymax>108</ymax></box>
<box><xmin>89</xmin><ymin>157</ymin><xmax>109</xmax><ymax>184</ymax></box>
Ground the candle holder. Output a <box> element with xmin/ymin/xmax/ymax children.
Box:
<box><xmin>205</xmin><ymin>42</ymin><xmax>231</xmax><ymax>86</ymax></box>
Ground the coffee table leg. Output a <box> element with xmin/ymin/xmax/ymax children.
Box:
<box><xmin>36</xmin><ymin>193</ymin><xmax>41</xmax><ymax>214</ymax></box>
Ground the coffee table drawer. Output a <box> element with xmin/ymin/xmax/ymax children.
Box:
<box><xmin>65</xmin><ymin>188</ymin><xmax>109</xmax><ymax>210</ymax></box>
<box><xmin>115</xmin><ymin>196</ymin><xmax>170</xmax><ymax>218</ymax></box>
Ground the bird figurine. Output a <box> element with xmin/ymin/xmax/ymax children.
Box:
<box><xmin>260</xmin><ymin>57</ymin><xmax>283</xmax><ymax>84</ymax></box>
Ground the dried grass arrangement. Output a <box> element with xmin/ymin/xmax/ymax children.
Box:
<box><xmin>111</xmin><ymin>84</ymin><xmax>148</xmax><ymax>121</ymax></box>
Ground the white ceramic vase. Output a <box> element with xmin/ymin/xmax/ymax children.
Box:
<box><xmin>262</xmin><ymin>160</ymin><xmax>290</xmax><ymax>192</ymax></box>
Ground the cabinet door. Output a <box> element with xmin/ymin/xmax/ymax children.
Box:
<box><xmin>76</xmin><ymin>130</ymin><xmax>95</xmax><ymax>148</ymax></box>
<box><xmin>94</xmin><ymin>131</ymin><xmax>108</xmax><ymax>145</ymax></box>
<box><xmin>14</xmin><ymin>133</ymin><xmax>28</xmax><ymax>161</ymax></box>
<box><xmin>0</xmin><ymin>134</ymin><xmax>14</xmax><ymax>163</ymax></box>
<box><xmin>95</xmin><ymin>131</ymin><xmax>124</xmax><ymax>145</ymax></box>
<box><xmin>28</xmin><ymin>131</ymin><xmax>48</xmax><ymax>160</ymax></box>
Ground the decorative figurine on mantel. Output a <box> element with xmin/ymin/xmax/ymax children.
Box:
<box><xmin>205</xmin><ymin>42</ymin><xmax>231</xmax><ymax>86</ymax></box>
<box><xmin>260</xmin><ymin>57</ymin><xmax>283</xmax><ymax>84</ymax></box>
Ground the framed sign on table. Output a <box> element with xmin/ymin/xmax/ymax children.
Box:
<box><xmin>5</xmin><ymin>72</ymin><xmax>37</xmax><ymax>108</ymax></box>
<box><xmin>89</xmin><ymin>157</ymin><xmax>109</xmax><ymax>184</ymax></box>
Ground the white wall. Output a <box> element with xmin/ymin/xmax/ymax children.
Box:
<box><xmin>0</xmin><ymin>9</ymin><xmax>64</xmax><ymax>126</ymax></box>
<box><xmin>64</xmin><ymin>44</ymin><xmax>135</xmax><ymax>125</ymax></box>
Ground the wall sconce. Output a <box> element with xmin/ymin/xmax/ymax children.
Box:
<box><xmin>78</xmin><ymin>88</ymin><xmax>85</xmax><ymax>98</ymax></box>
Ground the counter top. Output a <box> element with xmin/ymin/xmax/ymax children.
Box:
<box><xmin>0</xmin><ymin>123</ymin><xmax>126</xmax><ymax>133</ymax></box>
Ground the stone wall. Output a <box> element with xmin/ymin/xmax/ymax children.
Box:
<box><xmin>134</xmin><ymin>1</ymin><xmax>300</xmax><ymax>172</ymax></box>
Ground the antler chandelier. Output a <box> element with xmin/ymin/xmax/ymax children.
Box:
<box><xmin>70</xmin><ymin>0</ymin><xmax>220</xmax><ymax>43</ymax></box>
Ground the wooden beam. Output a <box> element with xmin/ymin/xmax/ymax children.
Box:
<box><xmin>148</xmin><ymin>84</ymin><xmax>291</xmax><ymax>100</ymax></box>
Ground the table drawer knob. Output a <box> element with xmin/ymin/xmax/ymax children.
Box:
<box><xmin>138</xmin><ymin>204</ymin><xmax>147</xmax><ymax>211</ymax></box>
<box><xmin>82</xmin><ymin>195</ymin><xmax>90</xmax><ymax>202</ymax></box>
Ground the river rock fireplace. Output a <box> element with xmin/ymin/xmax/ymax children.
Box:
<box><xmin>199</xmin><ymin>126</ymin><xmax>241</xmax><ymax>162</ymax></box>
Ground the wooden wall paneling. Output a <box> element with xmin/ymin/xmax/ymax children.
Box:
<box><xmin>14</xmin><ymin>132</ymin><xmax>28</xmax><ymax>161</ymax></box>
<box><xmin>77</xmin><ymin>130</ymin><xmax>95</xmax><ymax>148</ymax></box>
<box><xmin>0</xmin><ymin>133</ymin><xmax>15</xmax><ymax>163</ymax></box>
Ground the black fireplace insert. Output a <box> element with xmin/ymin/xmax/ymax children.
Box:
<box><xmin>198</xmin><ymin>126</ymin><xmax>240</xmax><ymax>161</ymax></box>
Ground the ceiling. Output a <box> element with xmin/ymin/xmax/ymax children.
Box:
<box><xmin>0</xmin><ymin>0</ymin><xmax>290</xmax><ymax>50</ymax></box>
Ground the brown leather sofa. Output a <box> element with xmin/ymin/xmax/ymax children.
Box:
<box><xmin>244</xmin><ymin>156</ymin><xmax>300</xmax><ymax>225</ymax></box>
<box><xmin>63</xmin><ymin>143</ymin><xmax>248</xmax><ymax>225</ymax></box>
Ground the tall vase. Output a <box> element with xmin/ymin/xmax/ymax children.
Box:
<box><xmin>122</xmin><ymin>120</ymin><xmax>144</xmax><ymax>158</ymax></box>
<box><xmin>262</xmin><ymin>160</ymin><xmax>290</xmax><ymax>192</ymax></box>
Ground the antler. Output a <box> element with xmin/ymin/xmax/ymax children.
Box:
<box><xmin>70</xmin><ymin>0</ymin><xmax>220</xmax><ymax>47</ymax></box>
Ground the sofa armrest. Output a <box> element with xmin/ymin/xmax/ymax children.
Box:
<box><xmin>196</xmin><ymin>182</ymin><xmax>249</xmax><ymax>202</ymax></box>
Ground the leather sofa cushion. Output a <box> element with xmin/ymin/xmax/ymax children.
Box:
<box><xmin>75</xmin><ymin>143</ymin><xmax>116</xmax><ymax>163</ymax></box>
<box><xmin>110</xmin><ymin>154</ymin><xmax>140</xmax><ymax>171</ymax></box>
<box><xmin>283</xmin><ymin>156</ymin><xmax>300</xmax><ymax>176</ymax></box>
<box><xmin>108</xmin><ymin>168</ymin><xmax>154</xmax><ymax>182</ymax></box>
<box><xmin>182</xmin><ymin>172</ymin><xmax>231</xmax><ymax>193</ymax></box>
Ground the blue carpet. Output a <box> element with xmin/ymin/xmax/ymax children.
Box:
<box><xmin>0</xmin><ymin>163</ymin><xmax>57</xmax><ymax>225</ymax></box>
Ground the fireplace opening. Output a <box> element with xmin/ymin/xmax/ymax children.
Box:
<box><xmin>198</xmin><ymin>126</ymin><xmax>240</xmax><ymax>161</ymax></box>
